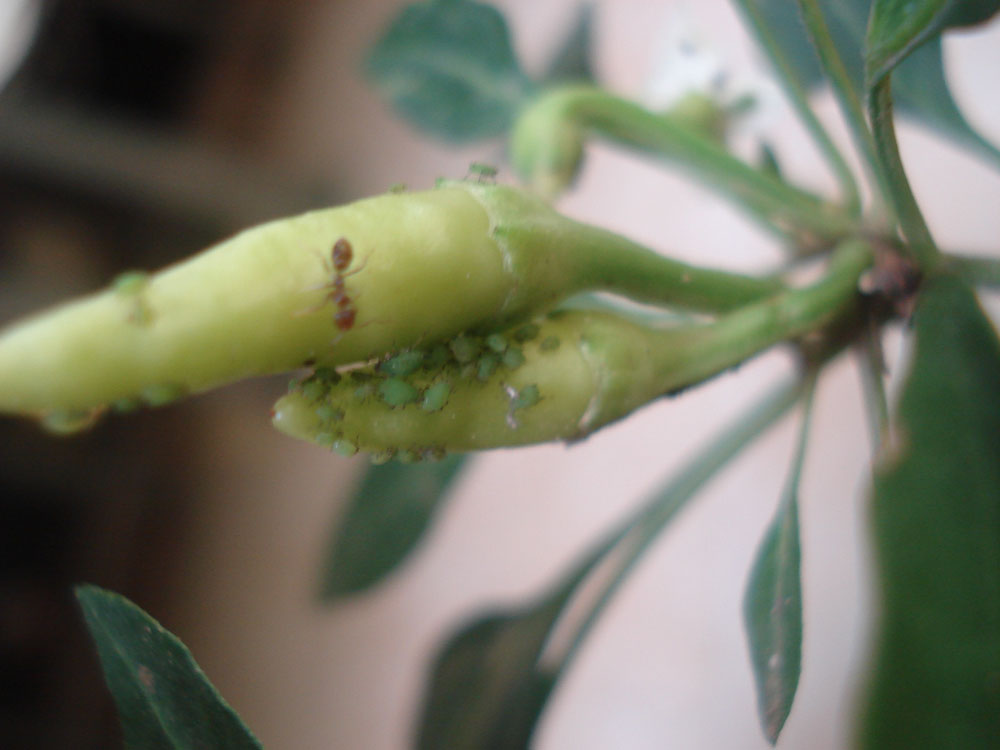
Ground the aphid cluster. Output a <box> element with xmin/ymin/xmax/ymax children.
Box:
<box><xmin>291</xmin><ymin>320</ymin><xmax>559</xmax><ymax>462</ymax></box>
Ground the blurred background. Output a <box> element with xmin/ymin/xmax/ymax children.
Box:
<box><xmin>0</xmin><ymin>1</ymin><xmax>997</xmax><ymax>748</ymax></box>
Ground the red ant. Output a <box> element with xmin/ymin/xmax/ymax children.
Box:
<box><xmin>296</xmin><ymin>237</ymin><xmax>377</xmax><ymax>338</ymax></box>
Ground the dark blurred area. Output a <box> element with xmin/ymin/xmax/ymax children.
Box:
<box><xmin>0</xmin><ymin>1</ymin><xmax>340</xmax><ymax>746</ymax></box>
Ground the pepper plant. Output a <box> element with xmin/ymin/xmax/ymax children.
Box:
<box><xmin>1</xmin><ymin>0</ymin><xmax>999</xmax><ymax>747</ymax></box>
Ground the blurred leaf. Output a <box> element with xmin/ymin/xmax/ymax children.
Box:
<box><xmin>743</xmin><ymin>381</ymin><xmax>814</xmax><ymax>745</ymax></box>
<box><xmin>542</xmin><ymin>4</ymin><xmax>597</xmax><ymax>84</ymax></box>
<box><xmin>319</xmin><ymin>455</ymin><xmax>467</xmax><ymax>599</ymax></box>
<box><xmin>860</xmin><ymin>275</ymin><xmax>1000</xmax><ymax>749</ymax></box>
<box><xmin>367</xmin><ymin>0</ymin><xmax>533</xmax><ymax>142</ymax></box>
<box><xmin>940</xmin><ymin>0</ymin><xmax>1000</xmax><ymax>27</ymax></box>
<box><xmin>866</xmin><ymin>0</ymin><xmax>948</xmax><ymax>85</ymax></box>
<box><xmin>76</xmin><ymin>585</ymin><xmax>262</xmax><ymax>750</ymax></box>
<box><xmin>417</xmin><ymin>554</ymin><xmax>596</xmax><ymax>750</ymax></box>
<box><xmin>746</xmin><ymin>0</ymin><xmax>1000</xmax><ymax>167</ymax></box>
<box><xmin>416</xmin><ymin>378</ymin><xmax>804</xmax><ymax>750</ymax></box>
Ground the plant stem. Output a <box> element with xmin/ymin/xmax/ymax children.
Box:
<box><xmin>733</xmin><ymin>0</ymin><xmax>861</xmax><ymax>216</ymax></box>
<box><xmin>868</xmin><ymin>79</ymin><xmax>940</xmax><ymax>269</ymax></box>
<box><xmin>794</xmin><ymin>0</ymin><xmax>894</xmax><ymax>221</ymax></box>
<box><xmin>552</xmin><ymin>375</ymin><xmax>805</xmax><ymax>673</ymax></box>
<box><xmin>514</xmin><ymin>85</ymin><xmax>855</xmax><ymax>243</ymax></box>
<box><xmin>942</xmin><ymin>253</ymin><xmax>1000</xmax><ymax>288</ymax></box>
<box><xmin>854</xmin><ymin>323</ymin><xmax>891</xmax><ymax>457</ymax></box>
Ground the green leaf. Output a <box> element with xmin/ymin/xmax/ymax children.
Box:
<box><xmin>747</xmin><ymin>0</ymin><xmax>1000</xmax><ymax>167</ymax></box>
<box><xmin>542</xmin><ymin>3</ymin><xmax>597</xmax><ymax>85</ymax></box>
<box><xmin>319</xmin><ymin>455</ymin><xmax>467</xmax><ymax>599</ymax></box>
<box><xmin>416</xmin><ymin>563</ymin><xmax>588</xmax><ymax>750</ymax></box>
<box><xmin>860</xmin><ymin>274</ymin><xmax>1000</xmax><ymax>749</ymax></box>
<box><xmin>742</xmin><ymin>382</ymin><xmax>814</xmax><ymax>745</ymax></box>
<box><xmin>940</xmin><ymin>0</ymin><xmax>1000</xmax><ymax>27</ymax></box>
<box><xmin>76</xmin><ymin>585</ymin><xmax>262</xmax><ymax>750</ymax></box>
<box><xmin>366</xmin><ymin>0</ymin><xmax>533</xmax><ymax>142</ymax></box>
<box><xmin>866</xmin><ymin>0</ymin><xmax>949</xmax><ymax>85</ymax></box>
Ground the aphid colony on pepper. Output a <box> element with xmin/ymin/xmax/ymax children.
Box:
<box><xmin>288</xmin><ymin>320</ymin><xmax>553</xmax><ymax>463</ymax></box>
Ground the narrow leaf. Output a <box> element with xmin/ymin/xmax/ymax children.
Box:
<box><xmin>860</xmin><ymin>274</ymin><xmax>1000</xmax><ymax>749</ymax></box>
<box><xmin>320</xmin><ymin>455</ymin><xmax>467</xmax><ymax>599</ymax></box>
<box><xmin>747</xmin><ymin>0</ymin><xmax>1000</xmax><ymax>168</ymax></box>
<box><xmin>417</xmin><ymin>555</ymin><xmax>595</xmax><ymax>750</ymax></box>
<box><xmin>366</xmin><ymin>0</ymin><xmax>533</xmax><ymax>142</ymax></box>
<box><xmin>76</xmin><ymin>585</ymin><xmax>262</xmax><ymax>750</ymax></box>
<box><xmin>542</xmin><ymin>3</ymin><xmax>597</xmax><ymax>85</ymax></box>
<box><xmin>742</xmin><ymin>380</ymin><xmax>814</xmax><ymax>744</ymax></box>
<box><xmin>866</xmin><ymin>0</ymin><xmax>948</xmax><ymax>85</ymax></box>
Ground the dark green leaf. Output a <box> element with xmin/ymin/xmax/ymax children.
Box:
<box><xmin>367</xmin><ymin>0</ymin><xmax>533</xmax><ymax>142</ymax></box>
<box><xmin>940</xmin><ymin>0</ymin><xmax>1000</xmax><ymax>27</ymax></box>
<box><xmin>860</xmin><ymin>275</ymin><xmax>1000</xmax><ymax>749</ymax></box>
<box><xmin>866</xmin><ymin>0</ymin><xmax>948</xmax><ymax>85</ymax></box>
<box><xmin>76</xmin><ymin>585</ymin><xmax>262</xmax><ymax>750</ymax></box>
<box><xmin>542</xmin><ymin>3</ymin><xmax>597</xmax><ymax>85</ymax></box>
<box><xmin>417</xmin><ymin>563</ymin><xmax>590</xmax><ymax>750</ymax></box>
<box><xmin>319</xmin><ymin>455</ymin><xmax>467</xmax><ymax>599</ymax></box>
<box><xmin>746</xmin><ymin>0</ymin><xmax>1000</xmax><ymax>167</ymax></box>
<box><xmin>742</xmin><ymin>384</ymin><xmax>812</xmax><ymax>745</ymax></box>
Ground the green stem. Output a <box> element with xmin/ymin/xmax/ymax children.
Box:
<box><xmin>512</xmin><ymin>85</ymin><xmax>855</xmax><ymax>243</ymax></box>
<box><xmin>942</xmin><ymin>253</ymin><xmax>1000</xmax><ymax>289</ymax></box>
<box><xmin>733</xmin><ymin>0</ymin><xmax>861</xmax><ymax>216</ymax></box>
<box><xmin>552</xmin><ymin>375</ymin><xmax>805</xmax><ymax>673</ymax></box>
<box><xmin>794</xmin><ymin>0</ymin><xmax>894</xmax><ymax>221</ymax></box>
<box><xmin>868</xmin><ymin>79</ymin><xmax>940</xmax><ymax>269</ymax></box>
<box><xmin>855</xmin><ymin>323</ymin><xmax>890</xmax><ymax>455</ymax></box>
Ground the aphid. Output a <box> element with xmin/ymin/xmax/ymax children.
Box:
<box><xmin>467</xmin><ymin>162</ymin><xmax>498</xmax><ymax>182</ymax></box>
<box><xmin>421</xmin><ymin>382</ymin><xmax>451</xmax><ymax>412</ymax></box>
<box><xmin>378</xmin><ymin>377</ymin><xmax>420</xmax><ymax>407</ymax></box>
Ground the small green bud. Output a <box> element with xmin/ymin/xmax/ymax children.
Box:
<box><xmin>510</xmin><ymin>88</ymin><xmax>586</xmax><ymax>198</ymax></box>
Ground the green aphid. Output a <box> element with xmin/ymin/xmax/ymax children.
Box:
<box><xmin>353</xmin><ymin>383</ymin><xmax>375</xmax><ymax>401</ymax></box>
<box><xmin>468</xmin><ymin>162</ymin><xmax>498</xmax><ymax>181</ymax></box>
<box><xmin>314</xmin><ymin>367</ymin><xmax>341</xmax><ymax>384</ymax></box>
<box><xmin>423</xmin><ymin>344</ymin><xmax>450</xmax><ymax>369</ymax></box>
<box><xmin>397</xmin><ymin>448</ymin><xmax>420</xmax><ymax>464</ymax></box>
<box><xmin>421</xmin><ymin>381</ymin><xmax>451</xmax><ymax>412</ymax></box>
<box><xmin>332</xmin><ymin>439</ymin><xmax>358</xmax><ymax>457</ymax></box>
<box><xmin>111</xmin><ymin>270</ymin><xmax>149</xmax><ymax>295</ymax></box>
<box><xmin>141</xmin><ymin>383</ymin><xmax>186</xmax><ymax>407</ymax></box>
<box><xmin>378</xmin><ymin>377</ymin><xmax>420</xmax><ymax>407</ymax></box>
<box><xmin>370</xmin><ymin>449</ymin><xmax>396</xmax><ymax>465</ymax></box>
<box><xmin>110</xmin><ymin>397</ymin><xmax>143</xmax><ymax>414</ymax></box>
<box><xmin>380</xmin><ymin>350</ymin><xmax>425</xmax><ymax>376</ymax></box>
<box><xmin>485</xmin><ymin>333</ymin><xmax>507</xmax><ymax>352</ymax></box>
<box><xmin>512</xmin><ymin>323</ymin><xmax>540</xmax><ymax>342</ymax></box>
<box><xmin>477</xmin><ymin>353</ymin><xmax>499</xmax><ymax>381</ymax></box>
<box><xmin>449</xmin><ymin>334</ymin><xmax>480</xmax><ymax>363</ymax></box>
<box><xmin>502</xmin><ymin>346</ymin><xmax>525</xmax><ymax>369</ymax></box>
<box><xmin>460</xmin><ymin>363</ymin><xmax>478</xmax><ymax>380</ymax></box>
<box><xmin>316</xmin><ymin>404</ymin><xmax>344</xmax><ymax>423</ymax></box>
<box><xmin>350</xmin><ymin>370</ymin><xmax>374</xmax><ymax>382</ymax></box>
<box><xmin>423</xmin><ymin>446</ymin><xmax>447</xmax><ymax>462</ymax></box>
<box><xmin>301</xmin><ymin>379</ymin><xmax>327</xmax><ymax>402</ymax></box>
<box><xmin>315</xmin><ymin>432</ymin><xmax>336</xmax><ymax>447</ymax></box>
<box><xmin>511</xmin><ymin>384</ymin><xmax>541</xmax><ymax>411</ymax></box>
<box><xmin>540</xmin><ymin>336</ymin><xmax>561</xmax><ymax>352</ymax></box>
<box><xmin>39</xmin><ymin>408</ymin><xmax>103</xmax><ymax>435</ymax></box>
